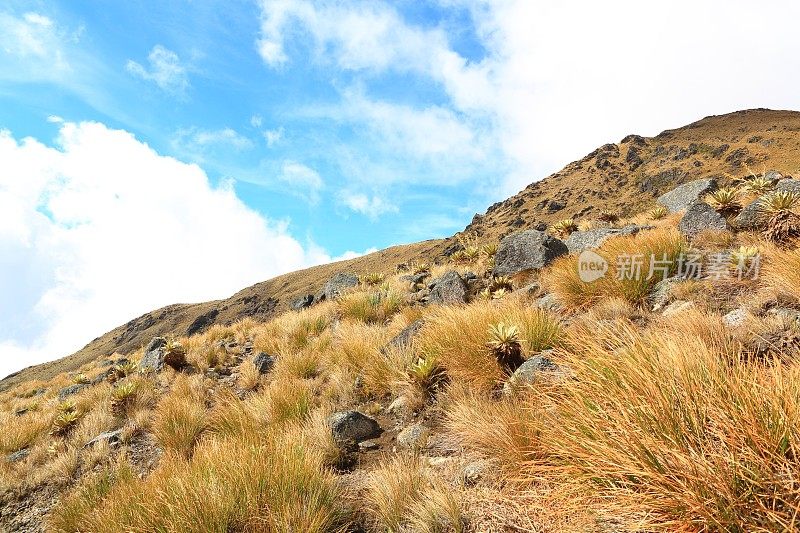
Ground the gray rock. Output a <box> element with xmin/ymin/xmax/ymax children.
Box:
<box><xmin>769</xmin><ymin>308</ymin><xmax>800</xmax><ymax>323</ymax></box>
<box><xmin>462</xmin><ymin>461</ymin><xmax>487</xmax><ymax>486</ymax></box>
<box><xmin>396</xmin><ymin>423</ymin><xmax>430</xmax><ymax>450</ymax></box>
<box><xmin>503</xmin><ymin>351</ymin><xmax>561</xmax><ymax>394</ymax></box>
<box><xmin>776</xmin><ymin>179</ymin><xmax>800</xmax><ymax>193</ymax></box>
<box><xmin>358</xmin><ymin>439</ymin><xmax>381</xmax><ymax>451</ymax></box>
<box><xmin>400</xmin><ymin>273</ymin><xmax>429</xmax><ymax>285</ymax></box>
<box><xmin>535</xmin><ymin>293</ymin><xmax>560</xmax><ymax>312</ymax></box>
<box><xmin>291</xmin><ymin>294</ymin><xmax>314</xmax><ymax>310</ymax></box>
<box><xmin>657</xmin><ymin>178</ymin><xmax>718</xmax><ymax>213</ymax></box>
<box><xmin>722</xmin><ymin>308</ymin><xmax>749</xmax><ymax>328</ymax></box>
<box><xmin>564</xmin><ymin>225</ymin><xmax>650</xmax><ymax>254</ymax></box>
<box><xmin>650</xmin><ymin>276</ymin><xmax>683</xmax><ymax>311</ymax></box>
<box><xmin>58</xmin><ymin>384</ymin><xmax>88</xmax><ymax>401</ymax></box>
<box><xmin>84</xmin><ymin>429</ymin><xmax>123</xmax><ymax>449</ymax></box>
<box><xmin>139</xmin><ymin>337</ymin><xmax>167</xmax><ymax>372</ymax></box>
<box><xmin>252</xmin><ymin>352</ymin><xmax>276</xmax><ymax>374</ymax></box>
<box><xmin>384</xmin><ymin>320</ymin><xmax>424</xmax><ymax>351</ymax></box>
<box><xmin>734</xmin><ymin>197</ymin><xmax>767</xmax><ymax>231</ymax></box>
<box><xmin>428</xmin><ymin>271</ymin><xmax>468</xmax><ymax>305</ymax></box>
<box><xmin>6</xmin><ymin>449</ymin><xmax>29</xmax><ymax>463</ymax></box>
<box><xmin>328</xmin><ymin>411</ymin><xmax>382</xmax><ymax>446</ymax></box>
<box><xmin>387</xmin><ymin>396</ymin><xmax>412</xmax><ymax>417</ymax></box>
<box><xmin>662</xmin><ymin>300</ymin><xmax>695</xmax><ymax>317</ymax></box>
<box><xmin>493</xmin><ymin>230</ymin><xmax>568</xmax><ymax>276</ymax></box>
<box><xmin>678</xmin><ymin>202</ymin><xmax>729</xmax><ymax>238</ymax></box>
<box><xmin>322</xmin><ymin>272</ymin><xmax>359</xmax><ymax>300</ymax></box>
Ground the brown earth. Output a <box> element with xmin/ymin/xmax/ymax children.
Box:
<box><xmin>4</xmin><ymin>107</ymin><xmax>800</xmax><ymax>391</ymax></box>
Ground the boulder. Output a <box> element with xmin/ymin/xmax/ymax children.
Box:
<box><xmin>322</xmin><ymin>273</ymin><xmax>359</xmax><ymax>301</ymax></box>
<box><xmin>722</xmin><ymin>308</ymin><xmax>749</xmax><ymax>328</ymax></box>
<box><xmin>503</xmin><ymin>351</ymin><xmax>561</xmax><ymax>394</ymax></box>
<box><xmin>384</xmin><ymin>320</ymin><xmax>424</xmax><ymax>352</ymax></box>
<box><xmin>400</xmin><ymin>273</ymin><xmax>429</xmax><ymax>285</ymax></box>
<box><xmin>291</xmin><ymin>294</ymin><xmax>314</xmax><ymax>310</ymax></box>
<box><xmin>770</xmin><ymin>308</ymin><xmax>800</xmax><ymax>323</ymax></box>
<box><xmin>387</xmin><ymin>396</ymin><xmax>412</xmax><ymax>417</ymax></box>
<box><xmin>535</xmin><ymin>294</ymin><xmax>561</xmax><ymax>312</ymax></box>
<box><xmin>493</xmin><ymin>230</ymin><xmax>568</xmax><ymax>276</ymax></box>
<box><xmin>6</xmin><ymin>449</ymin><xmax>29</xmax><ymax>463</ymax></box>
<box><xmin>564</xmin><ymin>225</ymin><xmax>650</xmax><ymax>254</ymax></box>
<box><xmin>139</xmin><ymin>337</ymin><xmax>167</xmax><ymax>372</ymax></box>
<box><xmin>84</xmin><ymin>429</ymin><xmax>123</xmax><ymax>449</ymax></box>
<box><xmin>650</xmin><ymin>276</ymin><xmax>683</xmax><ymax>311</ymax></box>
<box><xmin>678</xmin><ymin>202</ymin><xmax>729</xmax><ymax>238</ymax></box>
<box><xmin>252</xmin><ymin>352</ymin><xmax>276</xmax><ymax>374</ymax></box>
<box><xmin>396</xmin><ymin>423</ymin><xmax>430</xmax><ymax>450</ymax></box>
<box><xmin>328</xmin><ymin>411</ymin><xmax>382</xmax><ymax>446</ymax></box>
<box><xmin>657</xmin><ymin>178</ymin><xmax>717</xmax><ymax>213</ymax></box>
<box><xmin>777</xmin><ymin>179</ymin><xmax>800</xmax><ymax>193</ymax></box>
<box><xmin>734</xmin><ymin>197</ymin><xmax>766</xmax><ymax>231</ymax></box>
<box><xmin>428</xmin><ymin>271</ymin><xmax>468</xmax><ymax>305</ymax></box>
<box><xmin>662</xmin><ymin>300</ymin><xmax>695</xmax><ymax>317</ymax></box>
<box><xmin>58</xmin><ymin>384</ymin><xmax>88</xmax><ymax>401</ymax></box>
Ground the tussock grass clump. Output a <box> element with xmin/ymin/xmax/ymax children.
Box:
<box><xmin>649</xmin><ymin>205</ymin><xmax>668</xmax><ymax>220</ymax></box>
<box><xmin>67</xmin><ymin>431</ymin><xmax>348</xmax><ymax>533</ymax></box>
<box><xmin>152</xmin><ymin>375</ymin><xmax>207</xmax><ymax>457</ymax></box>
<box><xmin>364</xmin><ymin>455</ymin><xmax>463</xmax><ymax>532</ymax></box>
<box><xmin>338</xmin><ymin>288</ymin><xmax>404</xmax><ymax>325</ymax></box>
<box><xmin>530</xmin><ymin>313</ymin><xmax>800</xmax><ymax>531</ymax></box>
<box><xmin>418</xmin><ymin>301</ymin><xmax>561</xmax><ymax>390</ymax></box>
<box><xmin>543</xmin><ymin>227</ymin><xmax>686</xmax><ymax>309</ymax></box>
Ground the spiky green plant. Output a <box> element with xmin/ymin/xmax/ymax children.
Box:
<box><xmin>706</xmin><ymin>187</ymin><xmax>742</xmax><ymax>216</ymax></box>
<box><xmin>481</xmin><ymin>243</ymin><xmax>498</xmax><ymax>258</ymax></box>
<box><xmin>360</xmin><ymin>272</ymin><xmax>385</xmax><ymax>286</ymax></box>
<box><xmin>449</xmin><ymin>250</ymin><xmax>468</xmax><ymax>264</ymax></box>
<box><xmin>108</xmin><ymin>360</ymin><xmax>138</xmax><ymax>384</ymax></box>
<box><xmin>163</xmin><ymin>339</ymin><xmax>187</xmax><ymax>369</ymax></box>
<box><xmin>410</xmin><ymin>262</ymin><xmax>430</xmax><ymax>275</ymax></box>
<box><xmin>110</xmin><ymin>381</ymin><xmax>139</xmax><ymax>417</ymax></box>
<box><xmin>730</xmin><ymin>246</ymin><xmax>760</xmax><ymax>267</ymax></box>
<box><xmin>51</xmin><ymin>403</ymin><xmax>82</xmax><ymax>437</ymax></box>
<box><xmin>742</xmin><ymin>176</ymin><xmax>776</xmax><ymax>195</ymax></box>
<box><xmin>491</xmin><ymin>288</ymin><xmax>508</xmax><ymax>300</ymax></box>
<box><xmin>758</xmin><ymin>191</ymin><xmax>800</xmax><ymax>243</ymax></box>
<box><xmin>72</xmin><ymin>373</ymin><xmax>90</xmax><ymax>385</ymax></box>
<box><xmin>551</xmin><ymin>219</ymin><xmax>578</xmax><ymax>237</ymax></box>
<box><xmin>409</xmin><ymin>356</ymin><xmax>445</xmax><ymax>393</ymax></box>
<box><xmin>649</xmin><ymin>206</ymin><xmax>668</xmax><ymax>220</ymax></box>
<box><xmin>489</xmin><ymin>276</ymin><xmax>513</xmax><ymax>292</ymax></box>
<box><xmin>487</xmin><ymin>323</ymin><xmax>524</xmax><ymax>373</ymax></box>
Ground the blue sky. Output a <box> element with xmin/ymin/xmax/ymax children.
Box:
<box><xmin>3</xmin><ymin>0</ymin><xmax>800</xmax><ymax>376</ymax></box>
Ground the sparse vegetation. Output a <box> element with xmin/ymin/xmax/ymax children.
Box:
<box><xmin>759</xmin><ymin>190</ymin><xmax>800</xmax><ymax>243</ymax></box>
<box><xmin>550</xmin><ymin>218</ymin><xmax>578</xmax><ymax>237</ymax></box>
<box><xmin>649</xmin><ymin>205</ymin><xmax>668</xmax><ymax>220</ymax></box>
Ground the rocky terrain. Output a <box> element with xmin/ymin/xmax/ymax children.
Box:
<box><xmin>3</xmin><ymin>108</ymin><xmax>800</xmax><ymax>532</ymax></box>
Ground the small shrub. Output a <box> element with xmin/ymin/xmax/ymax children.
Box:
<box><xmin>360</xmin><ymin>272</ymin><xmax>385</xmax><ymax>286</ymax></box>
<box><xmin>598</xmin><ymin>210</ymin><xmax>620</xmax><ymax>223</ymax></box>
<box><xmin>487</xmin><ymin>323</ymin><xmax>524</xmax><ymax>373</ymax></box>
<box><xmin>649</xmin><ymin>206</ymin><xmax>668</xmax><ymax>220</ymax></box>
<box><xmin>759</xmin><ymin>191</ymin><xmax>800</xmax><ymax>243</ymax></box>
<box><xmin>110</xmin><ymin>382</ymin><xmax>138</xmax><ymax>417</ymax></box>
<box><xmin>551</xmin><ymin>219</ymin><xmax>578</xmax><ymax>237</ymax></box>
<box><xmin>706</xmin><ymin>187</ymin><xmax>742</xmax><ymax>216</ymax></box>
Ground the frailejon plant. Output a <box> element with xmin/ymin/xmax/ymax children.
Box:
<box><xmin>758</xmin><ymin>190</ymin><xmax>800</xmax><ymax>243</ymax></box>
<box><xmin>487</xmin><ymin>323</ymin><xmax>524</xmax><ymax>374</ymax></box>
<box><xmin>706</xmin><ymin>187</ymin><xmax>742</xmax><ymax>216</ymax></box>
<box><xmin>110</xmin><ymin>381</ymin><xmax>139</xmax><ymax>417</ymax></box>
<box><xmin>649</xmin><ymin>206</ymin><xmax>668</xmax><ymax>220</ymax></box>
<box><xmin>551</xmin><ymin>219</ymin><xmax>578</xmax><ymax>237</ymax></box>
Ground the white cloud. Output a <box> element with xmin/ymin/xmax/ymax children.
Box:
<box><xmin>256</xmin><ymin>0</ymin><xmax>800</xmax><ymax>199</ymax></box>
<box><xmin>278</xmin><ymin>160</ymin><xmax>323</xmax><ymax>204</ymax></box>
<box><xmin>126</xmin><ymin>45</ymin><xmax>189</xmax><ymax>95</ymax></box>
<box><xmin>263</xmin><ymin>127</ymin><xmax>283</xmax><ymax>147</ymax></box>
<box><xmin>0</xmin><ymin>121</ymin><xmax>338</xmax><ymax>379</ymax></box>
<box><xmin>0</xmin><ymin>10</ymin><xmax>71</xmax><ymax>79</ymax></box>
<box><xmin>46</xmin><ymin>115</ymin><xmax>64</xmax><ymax>124</ymax></box>
<box><xmin>338</xmin><ymin>191</ymin><xmax>397</xmax><ymax>219</ymax></box>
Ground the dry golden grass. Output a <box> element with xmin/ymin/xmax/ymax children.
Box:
<box><xmin>152</xmin><ymin>375</ymin><xmax>207</xmax><ymax>457</ymax></box>
<box><xmin>418</xmin><ymin>300</ymin><xmax>562</xmax><ymax>390</ymax></box>
<box><xmin>542</xmin><ymin>227</ymin><xmax>686</xmax><ymax>309</ymax></box>
<box><xmin>338</xmin><ymin>288</ymin><xmax>405</xmax><ymax>325</ymax></box>
<box><xmin>763</xmin><ymin>246</ymin><xmax>800</xmax><ymax>302</ymax></box>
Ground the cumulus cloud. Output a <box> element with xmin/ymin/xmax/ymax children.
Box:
<box><xmin>0</xmin><ymin>121</ymin><xmax>336</xmax><ymax>378</ymax></box>
<box><xmin>126</xmin><ymin>44</ymin><xmax>189</xmax><ymax>95</ymax></box>
<box><xmin>257</xmin><ymin>0</ymin><xmax>800</xmax><ymax>198</ymax></box>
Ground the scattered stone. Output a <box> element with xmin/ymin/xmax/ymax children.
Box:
<box><xmin>493</xmin><ymin>230</ymin><xmax>568</xmax><ymax>276</ymax></box>
<box><xmin>657</xmin><ymin>178</ymin><xmax>718</xmax><ymax>213</ymax></box>
<box><xmin>58</xmin><ymin>384</ymin><xmax>87</xmax><ymax>401</ymax></box>
<box><xmin>520</xmin><ymin>282</ymin><xmax>542</xmax><ymax>297</ymax></box>
<box><xmin>14</xmin><ymin>407</ymin><xmax>28</xmax><ymax>417</ymax></box>
<box><xmin>252</xmin><ymin>352</ymin><xmax>276</xmax><ymax>374</ymax></box>
<box><xmin>428</xmin><ymin>271</ymin><xmax>468</xmax><ymax>305</ymax></box>
<box><xmin>387</xmin><ymin>396</ymin><xmax>412</xmax><ymax>417</ymax></box>
<box><xmin>662</xmin><ymin>300</ymin><xmax>695</xmax><ymax>317</ymax></box>
<box><xmin>564</xmin><ymin>225</ymin><xmax>650</xmax><ymax>254</ymax></box>
<box><xmin>723</xmin><ymin>308</ymin><xmax>749</xmax><ymax>328</ymax></box>
<box><xmin>139</xmin><ymin>337</ymin><xmax>167</xmax><ymax>372</ymax></box>
<box><xmin>291</xmin><ymin>294</ymin><xmax>314</xmax><ymax>310</ymax></box>
<box><xmin>462</xmin><ymin>461</ymin><xmax>486</xmax><ymax>486</ymax></box>
<box><xmin>396</xmin><ymin>423</ymin><xmax>430</xmax><ymax>450</ymax></box>
<box><xmin>650</xmin><ymin>276</ymin><xmax>683</xmax><ymax>311</ymax></box>
<box><xmin>678</xmin><ymin>202</ymin><xmax>729</xmax><ymax>238</ymax></box>
<box><xmin>535</xmin><ymin>294</ymin><xmax>560</xmax><ymax>312</ymax></box>
<box><xmin>400</xmin><ymin>272</ymin><xmax>429</xmax><ymax>285</ymax></box>
<box><xmin>84</xmin><ymin>429</ymin><xmax>123</xmax><ymax>449</ymax></box>
<box><xmin>328</xmin><ymin>411</ymin><xmax>382</xmax><ymax>447</ymax></box>
<box><xmin>6</xmin><ymin>449</ymin><xmax>29</xmax><ymax>463</ymax></box>
<box><xmin>384</xmin><ymin>320</ymin><xmax>424</xmax><ymax>351</ymax></box>
<box><xmin>503</xmin><ymin>351</ymin><xmax>561</xmax><ymax>394</ymax></box>
<box><xmin>769</xmin><ymin>308</ymin><xmax>800</xmax><ymax>323</ymax></box>
<box><xmin>322</xmin><ymin>272</ymin><xmax>359</xmax><ymax>301</ymax></box>
<box><xmin>358</xmin><ymin>439</ymin><xmax>381</xmax><ymax>451</ymax></box>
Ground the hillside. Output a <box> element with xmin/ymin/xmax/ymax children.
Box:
<box><xmin>6</xmin><ymin>109</ymin><xmax>800</xmax><ymax>393</ymax></box>
<box><xmin>4</xmin><ymin>108</ymin><xmax>800</xmax><ymax>531</ymax></box>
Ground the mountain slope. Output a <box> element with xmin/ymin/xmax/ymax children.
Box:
<box><xmin>5</xmin><ymin>108</ymin><xmax>800</xmax><ymax>391</ymax></box>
